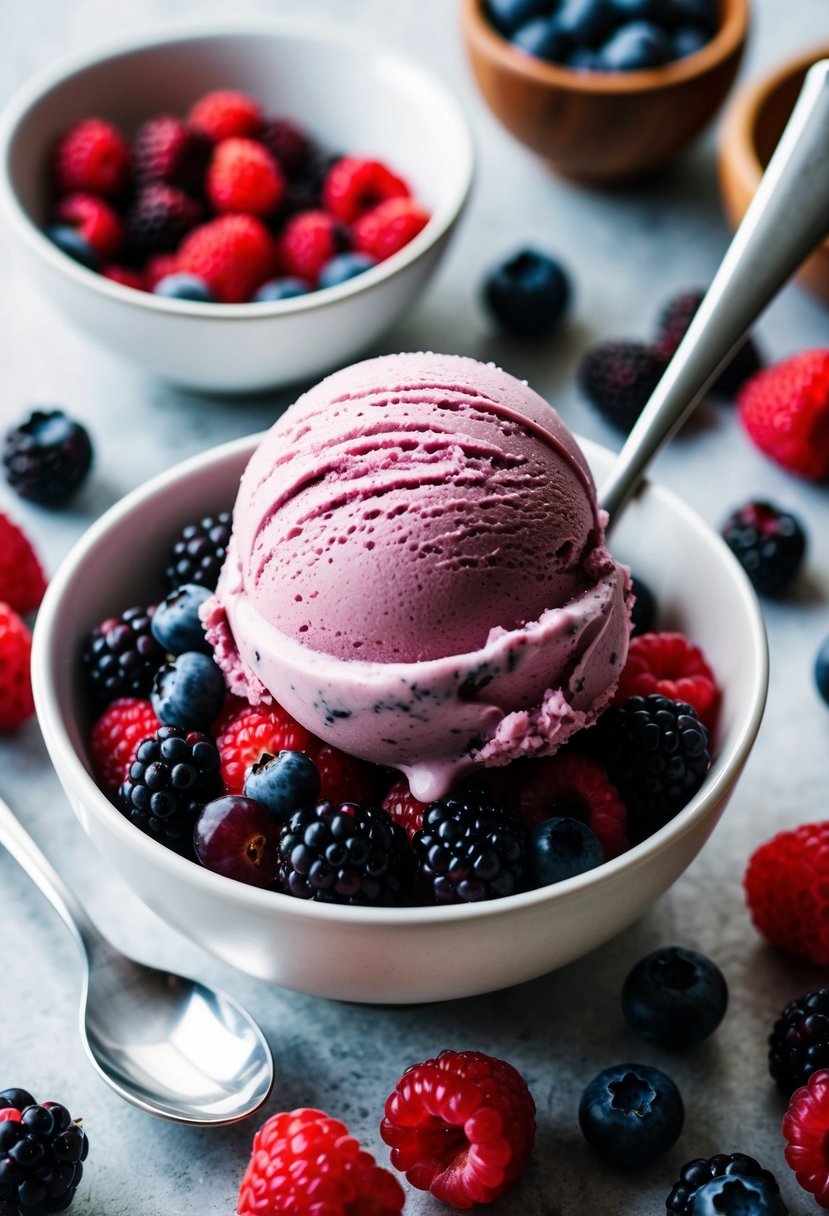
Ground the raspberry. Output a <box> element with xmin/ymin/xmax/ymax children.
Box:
<box><xmin>144</xmin><ymin>253</ymin><xmax>180</xmax><ymax>290</ymax></box>
<box><xmin>0</xmin><ymin>513</ymin><xmax>47</xmax><ymax>615</ymax></box>
<box><xmin>655</xmin><ymin>288</ymin><xmax>763</xmax><ymax>396</ymax></box>
<box><xmin>666</xmin><ymin>1153</ymin><xmax>785</xmax><ymax>1214</ymax></box>
<box><xmin>0</xmin><ymin>603</ymin><xmax>34</xmax><ymax>732</ymax></box>
<box><xmin>217</xmin><ymin>704</ymin><xmax>314</xmax><ymax>794</ymax></box>
<box><xmin>614</xmin><ymin>631</ymin><xmax>719</xmax><ymax>733</ymax></box>
<box><xmin>721</xmin><ymin>500</ymin><xmax>807</xmax><ymax>596</ymax></box>
<box><xmin>132</xmin><ymin>114</ymin><xmax>210</xmax><ymax>190</ymax></box>
<box><xmin>52</xmin><ymin>118</ymin><xmax>131</xmax><ymax>198</ymax></box>
<box><xmin>323</xmin><ymin>156</ymin><xmax>409</xmax><ymax>224</ymax></box>
<box><xmin>177</xmin><ymin>215</ymin><xmax>273</xmax><ymax>303</ymax></box>
<box><xmin>382</xmin><ymin>776</ymin><xmax>428</xmax><ymax>842</ymax></box>
<box><xmin>89</xmin><ymin>698</ymin><xmax>160</xmax><ymax>793</ymax></box>
<box><xmin>206</xmin><ymin>138</ymin><xmax>285</xmax><ymax>217</ymax></box>
<box><xmin>744</xmin><ymin>822</ymin><xmax>829</xmax><ymax>967</ymax></box>
<box><xmin>770</xmin><ymin>990</ymin><xmax>829</xmax><ymax>1098</ymax></box>
<box><xmin>738</xmin><ymin>349</ymin><xmax>829</xmax><ymax>480</ymax></box>
<box><xmin>505</xmin><ymin>751</ymin><xmax>629</xmax><ymax>859</ymax></box>
<box><xmin>119</xmin><ymin>724</ymin><xmax>222</xmax><ymax>854</ymax></box>
<box><xmin>165</xmin><ymin>511</ymin><xmax>232</xmax><ymax>590</ymax></box>
<box><xmin>352</xmin><ymin>197</ymin><xmax>430</xmax><ymax>261</ymax></box>
<box><xmin>237</xmin><ymin>1107</ymin><xmax>404</xmax><ymax>1216</ymax></box>
<box><xmin>261</xmin><ymin>117</ymin><xmax>314</xmax><ymax>177</ymax></box>
<box><xmin>277</xmin><ymin>210</ymin><xmax>348</xmax><ymax>282</ymax></box>
<box><xmin>187</xmin><ymin>90</ymin><xmax>262</xmax><ymax>142</ymax></box>
<box><xmin>82</xmin><ymin>605</ymin><xmax>166</xmax><ymax>711</ymax></box>
<box><xmin>783</xmin><ymin>1069</ymin><xmax>829</xmax><ymax>1208</ymax></box>
<box><xmin>0</xmin><ymin>1088</ymin><xmax>89</xmax><ymax>1216</ymax></box>
<box><xmin>52</xmin><ymin>193</ymin><xmax>124</xmax><ymax>260</ymax></box>
<box><xmin>313</xmin><ymin>742</ymin><xmax>375</xmax><ymax>805</ymax></box>
<box><xmin>381</xmin><ymin>1050</ymin><xmax>536</xmax><ymax>1208</ymax></box>
<box><xmin>102</xmin><ymin>264</ymin><xmax>146</xmax><ymax>291</ymax></box>
<box><xmin>3</xmin><ymin>408</ymin><xmax>93</xmax><ymax>507</ymax></box>
<box><xmin>577</xmin><ymin>340</ymin><xmax>667</xmax><ymax>432</ymax></box>
<box><xmin>126</xmin><ymin>183</ymin><xmax>200</xmax><ymax>256</ymax></box>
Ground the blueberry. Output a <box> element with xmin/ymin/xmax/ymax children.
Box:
<box><xmin>579</xmin><ymin>1062</ymin><xmax>684</xmax><ymax>1167</ymax></box>
<box><xmin>151</xmin><ymin>584</ymin><xmax>212</xmax><ymax>656</ymax></box>
<box><xmin>253</xmin><ymin>277</ymin><xmax>310</xmax><ymax>302</ymax></box>
<box><xmin>609</xmin><ymin>0</ymin><xmax>669</xmax><ymax>18</ymax></box>
<box><xmin>154</xmin><ymin>273</ymin><xmax>214</xmax><ymax>302</ymax></box>
<box><xmin>689</xmin><ymin>1175</ymin><xmax>788</xmax><ymax>1215</ymax></box>
<box><xmin>487</xmin><ymin>0</ymin><xmax>553</xmax><ymax>36</ymax></box>
<box><xmin>512</xmin><ymin>16</ymin><xmax>572</xmax><ymax>60</ymax></box>
<box><xmin>532</xmin><ymin>817</ymin><xmax>603</xmax><ymax>885</ymax></box>
<box><xmin>668</xmin><ymin>0</ymin><xmax>719</xmax><ymax>33</ymax></box>
<box><xmin>317</xmin><ymin>252</ymin><xmax>377</xmax><ymax>290</ymax></box>
<box><xmin>815</xmin><ymin>635</ymin><xmax>829</xmax><ymax>707</ymax></box>
<box><xmin>630</xmin><ymin>574</ymin><xmax>657</xmax><ymax>636</ymax></box>
<box><xmin>568</xmin><ymin>46</ymin><xmax>602</xmax><ymax>67</ymax></box>
<box><xmin>483</xmin><ymin>248</ymin><xmax>571</xmax><ymax>339</ymax></box>
<box><xmin>671</xmin><ymin>24</ymin><xmax>710</xmax><ymax>56</ymax></box>
<box><xmin>45</xmin><ymin>224</ymin><xmax>98</xmax><ymax>270</ymax></box>
<box><xmin>151</xmin><ymin>651</ymin><xmax>226</xmax><ymax>730</ymax></box>
<box><xmin>622</xmin><ymin>945</ymin><xmax>728</xmax><ymax>1050</ymax></box>
<box><xmin>557</xmin><ymin>0</ymin><xmax>616</xmax><ymax>46</ymax></box>
<box><xmin>599</xmin><ymin>20</ymin><xmax>673</xmax><ymax>69</ymax></box>
<box><xmin>244</xmin><ymin>750</ymin><xmax>321</xmax><ymax>822</ymax></box>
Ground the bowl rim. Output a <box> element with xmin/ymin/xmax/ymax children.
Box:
<box><xmin>461</xmin><ymin>0</ymin><xmax>749</xmax><ymax>93</ymax></box>
<box><xmin>32</xmin><ymin>429</ymin><xmax>769</xmax><ymax>928</ymax></box>
<box><xmin>0</xmin><ymin>20</ymin><xmax>475</xmax><ymax>321</ymax></box>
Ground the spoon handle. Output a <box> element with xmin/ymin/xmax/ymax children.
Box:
<box><xmin>601</xmin><ymin>59</ymin><xmax>829</xmax><ymax>523</ymax></box>
<box><xmin>0</xmin><ymin>793</ymin><xmax>102</xmax><ymax>959</ymax></box>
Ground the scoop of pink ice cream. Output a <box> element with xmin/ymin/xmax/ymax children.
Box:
<box><xmin>204</xmin><ymin>352</ymin><xmax>631</xmax><ymax>800</ymax></box>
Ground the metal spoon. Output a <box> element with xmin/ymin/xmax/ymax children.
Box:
<box><xmin>602</xmin><ymin>59</ymin><xmax>829</xmax><ymax>523</ymax></box>
<box><xmin>0</xmin><ymin>793</ymin><xmax>274</xmax><ymax>1125</ymax></box>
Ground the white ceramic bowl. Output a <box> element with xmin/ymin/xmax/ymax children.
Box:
<box><xmin>0</xmin><ymin>26</ymin><xmax>473</xmax><ymax>393</ymax></box>
<box><xmin>32</xmin><ymin>435</ymin><xmax>767</xmax><ymax>1004</ymax></box>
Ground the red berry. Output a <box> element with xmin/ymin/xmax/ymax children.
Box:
<box><xmin>126</xmin><ymin>183</ymin><xmax>201</xmax><ymax>256</ymax></box>
<box><xmin>144</xmin><ymin>253</ymin><xmax>180</xmax><ymax>290</ymax></box>
<box><xmin>353</xmin><ymin>197</ymin><xmax>430</xmax><ymax>262</ymax></box>
<box><xmin>261</xmin><ymin>117</ymin><xmax>313</xmax><ymax>177</ymax></box>
<box><xmin>0</xmin><ymin>513</ymin><xmax>47</xmax><ymax>615</ymax></box>
<box><xmin>382</xmin><ymin>777</ymin><xmax>428</xmax><ymax>842</ymax></box>
<box><xmin>89</xmin><ymin>698</ymin><xmax>160</xmax><ymax>793</ymax></box>
<box><xmin>323</xmin><ymin>156</ymin><xmax>409</xmax><ymax>224</ymax></box>
<box><xmin>188</xmin><ymin>90</ymin><xmax>262</xmax><ymax>142</ymax></box>
<box><xmin>0</xmin><ymin>1109</ymin><xmax>21</xmax><ymax>1124</ymax></box>
<box><xmin>132</xmin><ymin>114</ymin><xmax>210</xmax><ymax>190</ymax></box>
<box><xmin>278</xmin><ymin>210</ymin><xmax>347</xmax><ymax>282</ymax></box>
<box><xmin>738</xmin><ymin>349</ymin><xmax>829</xmax><ymax>480</ymax></box>
<box><xmin>102</xmin><ymin>264</ymin><xmax>146</xmax><ymax>291</ymax></box>
<box><xmin>313</xmin><ymin>742</ymin><xmax>375</xmax><ymax>805</ymax></box>
<box><xmin>206</xmin><ymin>138</ymin><xmax>285</xmax><ymax>217</ymax></box>
<box><xmin>381</xmin><ymin>1050</ymin><xmax>535</xmax><ymax>1208</ymax></box>
<box><xmin>194</xmin><ymin>795</ymin><xmax>280</xmax><ymax>888</ymax></box>
<box><xmin>0</xmin><ymin>603</ymin><xmax>34</xmax><ymax>732</ymax></box>
<box><xmin>53</xmin><ymin>192</ymin><xmax>124</xmax><ymax>260</ymax></box>
<box><xmin>217</xmin><ymin>703</ymin><xmax>314</xmax><ymax>794</ymax></box>
<box><xmin>505</xmin><ymin>752</ymin><xmax>629</xmax><ymax>859</ymax></box>
<box><xmin>744</xmin><ymin>822</ymin><xmax>829</xmax><ymax>966</ymax></box>
<box><xmin>615</xmin><ymin>631</ymin><xmax>719</xmax><ymax>733</ymax></box>
<box><xmin>238</xmin><ymin>1107</ymin><xmax>404</xmax><ymax>1216</ymax></box>
<box><xmin>52</xmin><ymin>118</ymin><xmax>131</xmax><ymax>198</ymax></box>
<box><xmin>783</xmin><ymin>1068</ymin><xmax>829</xmax><ymax>1208</ymax></box>
<box><xmin>177</xmin><ymin>215</ymin><xmax>273</xmax><ymax>303</ymax></box>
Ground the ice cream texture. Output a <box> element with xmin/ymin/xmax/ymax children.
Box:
<box><xmin>204</xmin><ymin>352</ymin><xmax>632</xmax><ymax>801</ymax></box>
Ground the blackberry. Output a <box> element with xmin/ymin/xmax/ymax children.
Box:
<box><xmin>260</xmin><ymin>118</ymin><xmax>314</xmax><ymax>178</ymax></box>
<box><xmin>656</xmin><ymin>288</ymin><xmax>762</xmax><ymax>396</ymax></box>
<box><xmin>126</xmin><ymin>184</ymin><xmax>200</xmax><ymax>256</ymax></box>
<box><xmin>589</xmin><ymin>695</ymin><xmax>710</xmax><ymax>841</ymax></box>
<box><xmin>277</xmin><ymin>800</ymin><xmax>413</xmax><ymax>906</ymax></box>
<box><xmin>3</xmin><ymin>409</ymin><xmax>93</xmax><ymax>506</ymax></box>
<box><xmin>165</xmin><ymin>512</ymin><xmax>232</xmax><ymax>591</ymax></box>
<box><xmin>769</xmin><ymin>989</ymin><xmax>829</xmax><ymax>1098</ymax></box>
<box><xmin>83</xmin><ymin>605</ymin><xmax>166</xmax><ymax>710</ymax></box>
<box><xmin>119</xmin><ymin>724</ymin><xmax>222</xmax><ymax>855</ymax></box>
<box><xmin>666</xmin><ymin>1153</ymin><xmax>784</xmax><ymax>1214</ymax></box>
<box><xmin>413</xmin><ymin>783</ymin><xmax>528</xmax><ymax>904</ymax></box>
<box><xmin>0</xmin><ymin>1088</ymin><xmax>88</xmax><ymax>1216</ymax></box>
<box><xmin>577</xmin><ymin>340</ymin><xmax>667</xmax><ymax>433</ymax></box>
<box><xmin>721</xmin><ymin>501</ymin><xmax>806</xmax><ymax>596</ymax></box>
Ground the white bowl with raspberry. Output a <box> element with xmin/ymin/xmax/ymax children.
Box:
<box><xmin>0</xmin><ymin>26</ymin><xmax>473</xmax><ymax>392</ymax></box>
<box><xmin>30</xmin><ymin>432</ymin><xmax>768</xmax><ymax>1004</ymax></box>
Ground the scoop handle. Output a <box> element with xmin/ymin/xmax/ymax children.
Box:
<box><xmin>601</xmin><ymin>59</ymin><xmax>829</xmax><ymax>524</ymax></box>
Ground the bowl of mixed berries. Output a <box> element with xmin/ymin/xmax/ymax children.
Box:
<box><xmin>0</xmin><ymin>26</ymin><xmax>473</xmax><ymax>391</ymax></box>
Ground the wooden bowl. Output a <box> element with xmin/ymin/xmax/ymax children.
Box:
<box><xmin>719</xmin><ymin>44</ymin><xmax>829</xmax><ymax>306</ymax></box>
<box><xmin>461</xmin><ymin>0</ymin><xmax>749</xmax><ymax>184</ymax></box>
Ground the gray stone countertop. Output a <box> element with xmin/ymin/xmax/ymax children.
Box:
<box><xmin>1</xmin><ymin>0</ymin><xmax>829</xmax><ymax>1212</ymax></box>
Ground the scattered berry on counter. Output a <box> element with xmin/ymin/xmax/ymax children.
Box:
<box><xmin>216</xmin><ymin>703</ymin><xmax>314</xmax><ymax>794</ymax></box>
<box><xmin>630</xmin><ymin>573</ymin><xmax>657</xmax><ymax>636</ymax></box>
<box><xmin>382</xmin><ymin>776</ymin><xmax>429</xmax><ymax>842</ymax></box>
<box><xmin>482</xmin><ymin>248</ymin><xmax>572</xmax><ymax>339</ymax></box>
<box><xmin>816</xmin><ymin>636</ymin><xmax>829</xmax><ymax>707</ymax></box>
<box><xmin>52</xmin><ymin>117</ymin><xmax>130</xmax><ymax>198</ymax></box>
<box><xmin>531</xmin><ymin>816</ymin><xmax>604</xmax><ymax>884</ymax></box>
<box><xmin>89</xmin><ymin>697</ymin><xmax>160</xmax><ymax>793</ymax></box>
<box><xmin>3</xmin><ymin>408</ymin><xmax>93</xmax><ymax>507</ymax></box>
<box><xmin>83</xmin><ymin>605</ymin><xmax>166</xmax><ymax>711</ymax></box>
<box><xmin>277</xmin><ymin>800</ymin><xmax>413</xmax><ymax>905</ymax></box>
<box><xmin>505</xmin><ymin>751</ymin><xmax>629</xmax><ymax>859</ymax></box>
<box><xmin>176</xmin><ymin>214</ymin><xmax>273</xmax><ymax>304</ymax></box>
<box><xmin>125</xmin><ymin>182</ymin><xmax>201</xmax><ymax>256</ymax></box>
<box><xmin>0</xmin><ymin>513</ymin><xmax>47</xmax><ymax>616</ymax></box>
<box><xmin>205</xmin><ymin>136</ymin><xmax>285</xmax><ymax>217</ymax></box>
<box><xmin>381</xmin><ymin>1049</ymin><xmax>536</xmax><ymax>1206</ymax></box>
<box><xmin>188</xmin><ymin>90</ymin><xmax>263</xmax><ymax>143</ymax></box>
<box><xmin>119</xmin><ymin>724</ymin><xmax>222</xmax><ymax>855</ymax></box>
<box><xmin>578</xmin><ymin>1062</ymin><xmax>684</xmax><ymax>1167</ymax></box>
<box><xmin>194</xmin><ymin>794</ymin><xmax>280</xmax><ymax>886</ymax></box>
<box><xmin>53</xmin><ymin>192</ymin><xmax>124</xmax><ymax>260</ymax></box>
<box><xmin>615</xmin><ymin>631</ymin><xmax>720</xmax><ymax>732</ymax></box>
<box><xmin>243</xmin><ymin>749</ymin><xmax>320</xmax><ymax>822</ymax></box>
<box><xmin>577</xmin><ymin>339</ymin><xmax>666</xmax><ymax>432</ymax></box>
<box><xmin>621</xmin><ymin>945</ymin><xmax>728</xmax><ymax>1050</ymax></box>
<box><xmin>237</xmin><ymin>1107</ymin><xmax>404</xmax><ymax>1216</ymax></box>
<box><xmin>412</xmin><ymin>782</ymin><xmax>528</xmax><ymax>904</ymax></box>
<box><xmin>317</xmin><ymin>251</ymin><xmax>377</xmax><ymax>290</ymax></box>
<box><xmin>0</xmin><ymin>1088</ymin><xmax>89</xmax><ymax>1216</ymax></box>
<box><xmin>323</xmin><ymin>155</ymin><xmax>409</xmax><ymax>224</ymax></box>
<box><xmin>769</xmin><ymin>990</ymin><xmax>829</xmax><ymax>1099</ymax></box>
<box><xmin>277</xmin><ymin>209</ymin><xmax>349</xmax><ymax>281</ymax></box>
<box><xmin>782</xmin><ymin>1068</ymin><xmax>829</xmax><ymax>1209</ymax></box>
<box><xmin>151</xmin><ymin>651</ymin><xmax>226</xmax><ymax>731</ymax></box>
<box><xmin>150</xmin><ymin>584</ymin><xmax>212</xmax><ymax>656</ymax></box>
<box><xmin>744</xmin><ymin>823</ymin><xmax>829</xmax><ymax>967</ymax></box>
<box><xmin>165</xmin><ymin>511</ymin><xmax>232</xmax><ymax>591</ymax></box>
<box><xmin>666</xmin><ymin>1153</ymin><xmax>786</xmax><ymax>1215</ymax></box>
<box><xmin>132</xmin><ymin>113</ymin><xmax>210</xmax><ymax>190</ymax></box>
<box><xmin>655</xmin><ymin>287</ymin><xmax>763</xmax><ymax>396</ymax></box>
<box><xmin>721</xmin><ymin>501</ymin><xmax>807</xmax><ymax>597</ymax></box>
<box><xmin>352</xmin><ymin>196</ymin><xmax>430</xmax><ymax>261</ymax></box>
<box><xmin>686</xmin><ymin>1175</ymin><xmax>788</xmax><ymax>1215</ymax></box>
<box><xmin>738</xmin><ymin>349</ymin><xmax>829</xmax><ymax>481</ymax></box>
<box><xmin>0</xmin><ymin>604</ymin><xmax>34</xmax><ymax>732</ymax></box>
